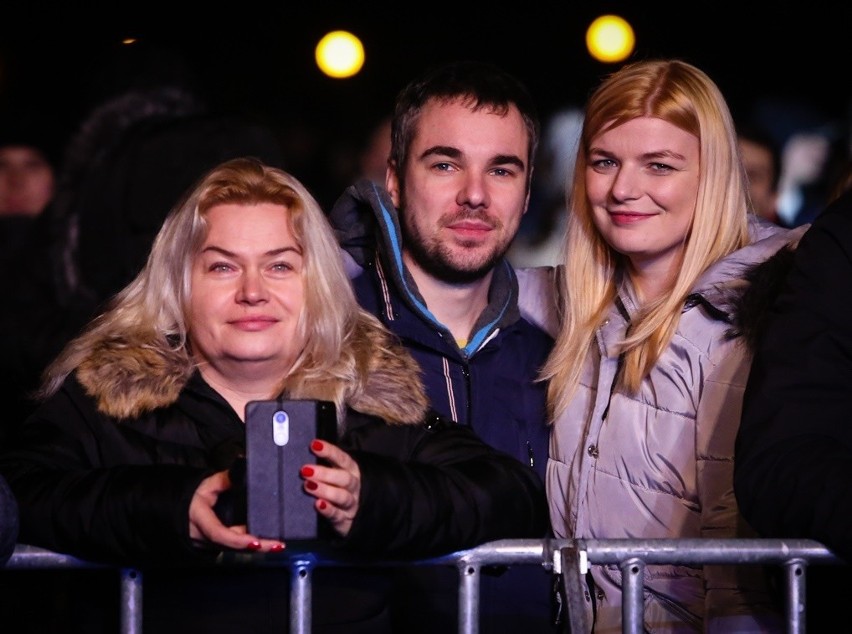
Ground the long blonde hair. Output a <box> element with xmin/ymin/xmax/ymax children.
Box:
<box><xmin>40</xmin><ymin>157</ymin><xmax>380</xmax><ymax>420</ymax></box>
<box><xmin>541</xmin><ymin>59</ymin><xmax>750</xmax><ymax>420</ymax></box>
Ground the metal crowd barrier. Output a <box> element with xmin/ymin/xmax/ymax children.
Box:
<box><xmin>3</xmin><ymin>538</ymin><xmax>842</xmax><ymax>634</ymax></box>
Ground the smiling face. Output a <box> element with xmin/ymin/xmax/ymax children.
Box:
<box><xmin>586</xmin><ymin>116</ymin><xmax>700</xmax><ymax>291</ymax></box>
<box><xmin>188</xmin><ymin>202</ymin><xmax>305</xmax><ymax>380</ymax></box>
<box><xmin>387</xmin><ymin>97</ymin><xmax>531</xmax><ymax>285</ymax></box>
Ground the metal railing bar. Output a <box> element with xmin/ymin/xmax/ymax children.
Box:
<box><xmin>575</xmin><ymin>538</ymin><xmax>840</xmax><ymax>566</ymax></box>
<box><xmin>3</xmin><ymin>538</ymin><xmax>844</xmax><ymax>634</ymax></box>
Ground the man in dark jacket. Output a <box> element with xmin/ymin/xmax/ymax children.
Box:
<box><xmin>329</xmin><ymin>60</ymin><xmax>556</xmax><ymax>633</ymax></box>
<box><xmin>734</xmin><ymin>187</ymin><xmax>852</xmax><ymax>631</ymax></box>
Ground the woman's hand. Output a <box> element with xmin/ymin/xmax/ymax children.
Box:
<box><xmin>189</xmin><ymin>470</ymin><xmax>285</xmax><ymax>553</ymax></box>
<box><xmin>300</xmin><ymin>440</ymin><xmax>361</xmax><ymax>536</ymax></box>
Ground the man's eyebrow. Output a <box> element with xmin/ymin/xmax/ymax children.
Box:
<box><xmin>490</xmin><ymin>154</ymin><xmax>526</xmax><ymax>171</ymax></box>
<box><xmin>420</xmin><ymin>146</ymin><xmax>526</xmax><ymax>172</ymax></box>
<box><xmin>420</xmin><ymin>145</ymin><xmax>462</xmax><ymax>160</ymax></box>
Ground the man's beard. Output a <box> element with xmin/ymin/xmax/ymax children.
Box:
<box><xmin>400</xmin><ymin>210</ymin><xmax>509</xmax><ymax>284</ymax></box>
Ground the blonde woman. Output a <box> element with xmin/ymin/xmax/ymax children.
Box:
<box><xmin>518</xmin><ymin>60</ymin><xmax>806</xmax><ymax>632</ymax></box>
<box><xmin>0</xmin><ymin>157</ymin><xmax>547</xmax><ymax>633</ymax></box>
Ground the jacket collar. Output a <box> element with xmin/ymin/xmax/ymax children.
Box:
<box><xmin>75</xmin><ymin>322</ymin><xmax>429</xmax><ymax>425</ymax></box>
<box><xmin>329</xmin><ymin>179</ymin><xmax>521</xmax><ymax>356</ymax></box>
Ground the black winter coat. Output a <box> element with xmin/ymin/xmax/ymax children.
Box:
<box><xmin>0</xmin><ymin>320</ymin><xmax>547</xmax><ymax>633</ymax></box>
<box><xmin>2</xmin><ymin>372</ymin><xmax>546</xmax><ymax>567</ymax></box>
<box><xmin>734</xmin><ymin>189</ymin><xmax>852</xmax><ymax>632</ymax></box>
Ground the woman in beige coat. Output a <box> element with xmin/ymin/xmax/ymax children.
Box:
<box><xmin>518</xmin><ymin>59</ymin><xmax>806</xmax><ymax>632</ymax></box>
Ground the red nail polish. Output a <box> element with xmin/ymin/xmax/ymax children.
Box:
<box><xmin>246</xmin><ymin>541</ymin><xmax>261</xmax><ymax>551</ymax></box>
<box><xmin>311</xmin><ymin>440</ymin><xmax>324</xmax><ymax>452</ymax></box>
<box><xmin>270</xmin><ymin>543</ymin><xmax>284</xmax><ymax>552</ymax></box>
<box><xmin>318</xmin><ymin>500</ymin><xmax>327</xmax><ymax>510</ymax></box>
<box><xmin>306</xmin><ymin>481</ymin><xmax>318</xmax><ymax>491</ymax></box>
<box><xmin>301</xmin><ymin>466</ymin><xmax>314</xmax><ymax>477</ymax></box>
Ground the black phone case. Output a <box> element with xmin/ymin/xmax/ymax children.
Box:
<box><xmin>245</xmin><ymin>399</ymin><xmax>337</xmax><ymax>540</ymax></box>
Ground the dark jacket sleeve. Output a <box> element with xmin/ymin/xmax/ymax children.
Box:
<box><xmin>0</xmin><ymin>378</ymin><xmax>215</xmax><ymax>567</ymax></box>
<box><xmin>337</xmin><ymin>410</ymin><xmax>549</xmax><ymax>559</ymax></box>
<box><xmin>734</xmin><ymin>189</ymin><xmax>852</xmax><ymax>562</ymax></box>
<box><xmin>0</xmin><ymin>474</ymin><xmax>18</xmax><ymax>566</ymax></box>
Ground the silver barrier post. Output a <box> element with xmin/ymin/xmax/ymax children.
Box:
<box><xmin>458</xmin><ymin>561</ymin><xmax>481</xmax><ymax>634</ymax></box>
<box><xmin>120</xmin><ymin>568</ymin><xmax>143</xmax><ymax>634</ymax></box>
<box><xmin>620</xmin><ymin>557</ymin><xmax>645</xmax><ymax>634</ymax></box>
<box><xmin>785</xmin><ymin>558</ymin><xmax>807</xmax><ymax>634</ymax></box>
<box><xmin>290</xmin><ymin>558</ymin><xmax>313</xmax><ymax>634</ymax></box>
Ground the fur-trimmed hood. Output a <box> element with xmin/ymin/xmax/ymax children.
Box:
<box><xmin>676</xmin><ymin>216</ymin><xmax>809</xmax><ymax>351</ymax></box>
<box><xmin>75</xmin><ymin>319</ymin><xmax>429</xmax><ymax>427</ymax></box>
<box><xmin>726</xmin><ymin>241</ymin><xmax>799</xmax><ymax>353</ymax></box>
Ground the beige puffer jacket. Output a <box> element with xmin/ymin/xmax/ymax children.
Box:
<box><xmin>517</xmin><ymin>217</ymin><xmax>807</xmax><ymax>633</ymax></box>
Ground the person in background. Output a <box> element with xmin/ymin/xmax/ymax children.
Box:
<box><xmin>0</xmin><ymin>40</ymin><xmax>288</xmax><ymax>445</ymax></box>
<box><xmin>737</xmin><ymin>121</ymin><xmax>782</xmax><ymax>224</ymax></box>
<box><xmin>0</xmin><ymin>108</ymin><xmax>60</xmax><ymax>255</ymax></box>
<box><xmin>48</xmin><ymin>40</ymin><xmax>287</xmax><ymax>306</ymax></box>
<box><xmin>734</xmin><ymin>187</ymin><xmax>852</xmax><ymax>632</ymax></box>
<box><xmin>0</xmin><ymin>111</ymin><xmax>67</xmax><ymax>446</ymax></box>
<box><xmin>517</xmin><ymin>59</ymin><xmax>805</xmax><ymax>632</ymax></box>
<box><xmin>0</xmin><ymin>157</ymin><xmax>548</xmax><ymax>634</ymax></box>
<box><xmin>356</xmin><ymin>113</ymin><xmax>392</xmax><ymax>186</ymax></box>
<box><xmin>329</xmin><ymin>60</ymin><xmax>556</xmax><ymax>633</ymax></box>
<box><xmin>509</xmin><ymin>106</ymin><xmax>584</xmax><ymax>268</ymax></box>
<box><xmin>0</xmin><ymin>130</ymin><xmax>56</xmax><ymax>218</ymax></box>
<box><xmin>750</xmin><ymin>97</ymin><xmax>848</xmax><ymax>228</ymax></box>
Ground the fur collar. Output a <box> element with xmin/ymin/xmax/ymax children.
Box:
<box><xmin>76</xmin><ymin>323</ymin><xmax>429</xmax><ymax>426</ymax></box>
<box><xmin>726</xmin><ymin>244</ymin><xmax>797</xmax><ymax>353</ymax></box>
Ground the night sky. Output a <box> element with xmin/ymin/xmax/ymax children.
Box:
<box><xmin>2</xmin><ymin>2</ymin><xmax>849</xmax><ymax>205</ymax></box>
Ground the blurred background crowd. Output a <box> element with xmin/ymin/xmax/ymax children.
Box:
<box><xmin>0</xmin><ymin>3</ymin><xmax>850</xmax><ymax>433</ymax></box>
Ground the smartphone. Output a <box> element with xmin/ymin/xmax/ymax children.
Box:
<box><xmin>245</xmin><ymin>399</ymin><xmax>337</xmax><ymax>541</ymax></box>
